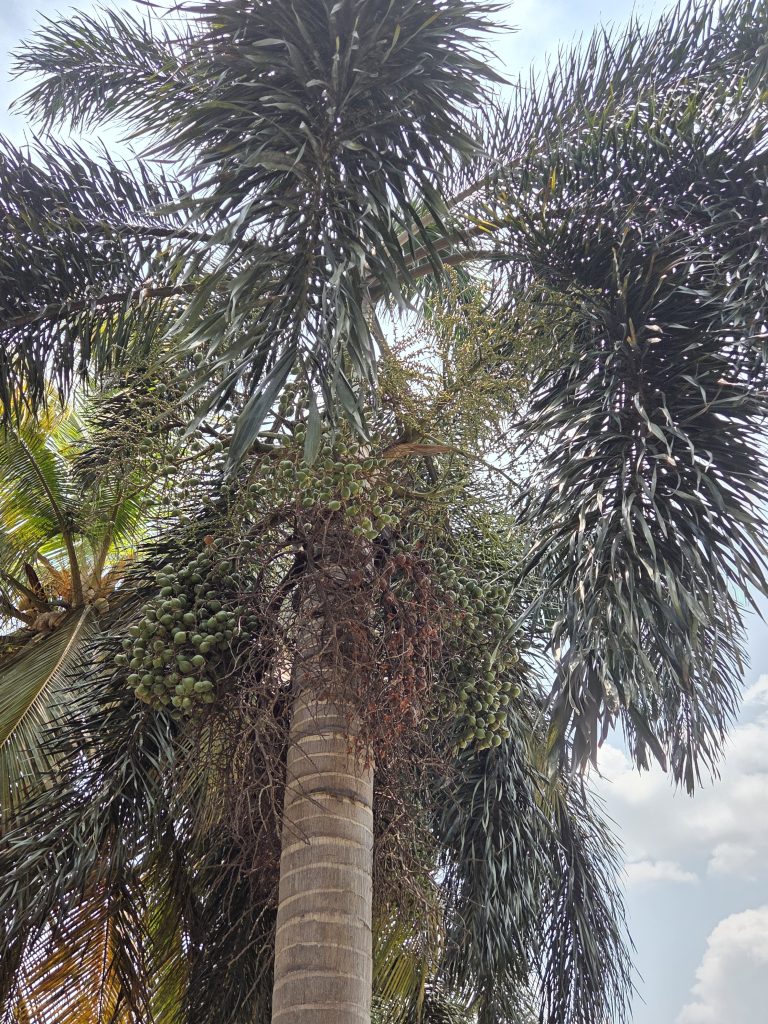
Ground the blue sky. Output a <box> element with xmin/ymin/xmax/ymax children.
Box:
<box><xmin>2</xmin><ymin>3</ymin><xmax>767</xmax><ymax>1022</ymax></box>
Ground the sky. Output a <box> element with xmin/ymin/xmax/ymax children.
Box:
<box><xmin>2</xmin><ymin>2</ymin><xmax>767</xmax><ymax>1023</ymax></box>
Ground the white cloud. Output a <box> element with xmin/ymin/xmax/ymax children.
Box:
<box><xmin>676</xmin><ymin>906</ymin><xmax>768</xmax><ymax>1024</ymax></box>
<box><xmin>625</xmin><ymin>859</ymin><xmax>698</xmax><ymax>886</ymax></box>
<box><xmin>595</xmin><ymin>675</ymin><xmax>768</xmax><ymax>879</ymax></box>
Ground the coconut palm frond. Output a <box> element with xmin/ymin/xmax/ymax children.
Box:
<box><xmin>373</xmin><ymin>910</ymin><xmax>446</xmax><ymax>1024</ymax></box>
<box><xmin>0</xmin><ymin>608</ymin><xmax>97</xmax><ymax>824</ymax></box>
<box><xmin>7</xmin><ymin>872</ymin><xmax>149</xmax><ymax>1024</ymax></box>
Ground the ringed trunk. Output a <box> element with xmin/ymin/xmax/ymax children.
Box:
<box><xmin>271</xmin><ymin>664</ymin><xmax>374</xmax><ymax>1024</ymax></box>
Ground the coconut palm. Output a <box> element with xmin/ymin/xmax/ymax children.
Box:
<box><xmin>2</xmin><ymin>0</ymin><xmax>768</xmax><ymax>1022</ymax></box>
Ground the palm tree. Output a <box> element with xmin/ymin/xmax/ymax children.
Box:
<box><xmin>3</xmin><ymin>0</ymin><xmax>768</xmax><ymax>1020</ymax></box>
<box><xmin>0</xmin><ymin>288</ymin><xmax>630</xmax><ymax>1024</ymax></box>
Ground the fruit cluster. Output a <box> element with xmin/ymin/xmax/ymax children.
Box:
<box><xmin>244</xmin><ymin>432</ymin><xmax>402</xmax><ymax>541</ymax></box>
<box><xmin>115</xmin><ymin>541</ymin><xmax>255</xmax><ymax>713</ymax></box>
<box><xmin>430</xmin><ymin>549</ymin><xmax>522</xmax><ymax>750</ymax></box>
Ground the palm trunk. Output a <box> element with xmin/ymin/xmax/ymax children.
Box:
<box><xmin>271</xmin><ymin>568</ymin><xmax>374</xmax><ymax>1024</ymax></box>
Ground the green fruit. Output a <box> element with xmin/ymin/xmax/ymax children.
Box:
<box><xmin>174</xmin><ymin>631</ymin><xmax>187</xmax><ymax>645</ymax></box>
<box><xmin>182</xmin><ymin>697</ymin><xmax>193</xmax><ymax>710</ymax></box>
<box><xmin>194</xmin><ymin>680</ymin><xmax>213</xmax><ymax>693</ymax></box>
<box><xmin>183</xmin><ymin>612</ymin><xmax>196</xmax><ymax>626</ymax></box>
<box><xmin>192</xmin><ymin>654</ymin><xmax>206</xmax><ymax>668</ymax></box>
<box><xmin>127</xmin><ymin>674</ymin><xmax>140</xmax><ymax>686</ymax></box>
<box><xmin>114</xmin><ymin>654</ymin><xmax>128</xmax><ymax>667</ymax></box>
<box><xmin>215</xmin><ymin>610</ymin><xmax>228</xmax><ymax>623</ymax></box>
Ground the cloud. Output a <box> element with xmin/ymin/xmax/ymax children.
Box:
<box><xmin>595</xmin><ymin>675</ymin><xmax>768</xmax><ymax>879</ymax></box>
<box><xmin>625</xmin><ymin>859</ymin><xmax>698</xmax><ymax>886</ymax></box>
<box><xmin>676</xmin><ymin>906</ymin><xmax>768</xmax><ymax>1024</ymax></box>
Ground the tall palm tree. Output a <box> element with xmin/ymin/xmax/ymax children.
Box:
<box><xmin>3</xmin><ymin>0</ymin><xmax>768</xmax><ymax>1020</ymax></box>
<box><xmin>0</xmin><ymin>287</ymin><xmax>630</xmax><ymax>1024</ymax></box>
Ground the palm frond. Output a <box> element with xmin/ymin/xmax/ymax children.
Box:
<box><xmin>15</xmin><ymin>0</ymin><xmax>507</xmax><ymax>459</ymax></box>
<box><xmin>12</xmin><ymin>5</ymin><xmax>197</xmax><ymax>137</ymax></box>
<box><xmin>0</xmin><ymin>608</ymin><xmax>97</xmax><ymax>824</ymax></box>
<box><xmin>7</xmin><ymin>873</ymin><xmax>149</xmax><ymax>1024</ymax></box>
<box><xmin>447</xmin><ymin>0</ymin><xmax>768</xmax><ymax>785</ymax></box>
<box><xmin>434</xmin><ymin>695</ymin><xmax>632</xmax><ymax>1024</ymax></box>
<box><xmin>0</xmin><ymin>136</ymin><xmax>184</xmax><ymax>418</ymax></box>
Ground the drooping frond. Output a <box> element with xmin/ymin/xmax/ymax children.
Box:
<box><xmin>7</xmin><ymin>873</ymin><xmax>149</xmax><ymax>1024</ymax></box>
<box><xmin>454</xmin><ymin>0</ymin><xmax>768</xmax><ymax>785</ymax></box>
<box><xmin>0</xmin><ymin>136</ymin><xmax>184</xmax><ymax>418</ymax></box>
<box><xmin>434</xmin><ymin>696</ymin><xmax>632</xmax><ymax>1024</ymax></box>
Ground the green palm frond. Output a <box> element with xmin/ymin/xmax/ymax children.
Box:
<box><xmin>421</xmin><ymin>0</ymin><xmax>768</xmax><ymax>786</ymax></box>
<box><xmin>434</xmin><ymin>695</ymin><xmax>632</xmax><ymax>1024</ymax></box>
<box><xmin>0</xmin><ymin>135</ymin><xmax>184</xmax><ymax>418</ymax></box>
<box><xmin>13</xmin><ymin>0</ymin><xmax>507</xmax><ymax>458</ymax></box>
<box><xmin>373</xmin><ymin>911</ymin><xmax>444</xmax><ymax>1024</ymax></box>
<box><xmin>12</xmin><ymin>5</ymin><xmax>198</xmax><ymax>137</ymax></box>
<box><xmin>0</xmin><ymin>608</ymin><xmax>96</xmax><ymax>824</ymax></box>
<box><xmin>0</xmin><ymin>409</ymin><xmax>83</xmax><ymax>604</ymax></box>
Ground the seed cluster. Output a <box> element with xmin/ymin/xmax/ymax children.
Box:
<box><xmin>430</xmin><ymin>550</ymin><xmax>522</xmax><ymax>750</ymax></box>
<box><xmin>245</xmin><ymin>431</ymin><xmax>402</xmax><ymax>541</ymax></box>
<box><xmin>115</xmin><ymin>542</ymin><xmax>255</xmax><ymax>713</ymax></box>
